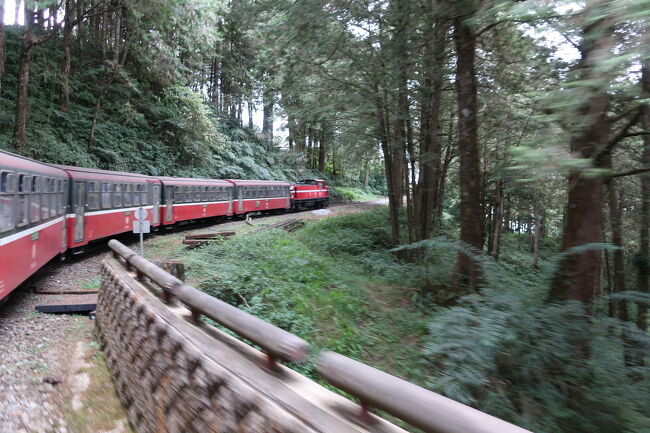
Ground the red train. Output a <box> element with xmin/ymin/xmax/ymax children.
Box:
<box><xmin>0</xmin><ymin>150</ymin><xmax>329</xmax><ymax>302</ymax></box>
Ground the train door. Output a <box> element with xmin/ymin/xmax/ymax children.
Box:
<box><xmin>73</xmin><ymin>181</ymin><xmax>85</xmax><ymax>243</ymax></box>
<box><xmin>165</xmin><ymin>186</ymin><xmax>173</xmax><ymax>223</ymax></box>
<box><xmin>153</xmin><ymin>184</ymin><xmax>161</xmax><ymax>225</ymax></box>
<box><xmin>238</xmin><ymin>186</ymin><xmax>244</xmax><ymax>213</ymax></box>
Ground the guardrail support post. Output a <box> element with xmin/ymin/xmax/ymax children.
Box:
<box><xmin>190</xmin><ymin>308</ymin><xmax>201</xmax><ymax>324</ymax></box>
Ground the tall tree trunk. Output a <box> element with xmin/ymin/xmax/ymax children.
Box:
<box><xmin>415</xmin><ymin>19</ymin><xmax>446</xmax><ymax>242</ymax></box>
<box><xmin>13</xmin><ymin>6</ymin><xmax>34</xmax><ymax>150</ymax></box>
<box><xmin>248</xmin><ymin>101</ymin><xmax>254</xmax><ymax>129</ymax></box>
<box><xmin>638</xmin><ymin>59</ymin><xmax>650</xmax><ymax>331</ymax></box>
<box><xmin>0</xmin><ymin>0</ymin><xmax>5</xmax><ymax>95</ymax></box>
<box><xmin>606</xmin><ymin>176</ymin><xmax>628</xmax><ymax>321</ymax></box>
<box><xmin>59</xmin><ymin>0</ymin><xmax>74</xmax><ymax>112</ymax></box>
<box><xmin>490</xmin><ymin>178</ymin><xmax>505</xmax><ymax>259</ymax></box>
<box><xmin>533</xmin><ymin>204</ymin><xmax>543</xmax><ymax>269</ymax></box>
<box><xmin>453</xmin><ymin>16</ymin><xmax>484</xmax><ymax>291</ymax></box>
<box><xmin>262</xmin><ymin>90</ymin><xmax>273</xmax><ymax>141</ymax></box>
<box><xmin>113</xmin><ymin>2</ymin><xmax>122</xmax><ymax>64</ymax></box>
<box><xmin>318</xmin><ymin>125</ymin><xmax>326</xmax><ymax>173</ymax></box>
<box><xmin>549</xmin><ymin>1</ymin><xmax>616</xmax><ymax>305</ymax></box>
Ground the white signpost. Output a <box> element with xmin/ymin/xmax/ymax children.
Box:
<box><xmin>133</xmin><ymin>207</ymin><xmax>150</xmax><ymax>256</ymax></box>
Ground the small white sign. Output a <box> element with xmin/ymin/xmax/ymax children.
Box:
<box><xmin>134</xmin><ymin>207</ymin><xmax>148</xmax><ymax>221</ymax></box>
<box><xmin>133</xmin><ymin>220</ymin><xmax>151</xmax><ymax>234</ymax></box>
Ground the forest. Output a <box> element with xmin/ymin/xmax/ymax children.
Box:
<box><xmin>1</xmin><ymin>0</ymin><xmax>650</xmax><ymax>431</ymax></box>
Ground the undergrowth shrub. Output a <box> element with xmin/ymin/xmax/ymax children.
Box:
<box><xmin>407</xmin><ymin>239</ymin><xmax>650</xmax><ymax>433</ymax></box>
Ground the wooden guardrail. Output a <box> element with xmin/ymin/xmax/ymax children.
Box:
<box><xmin>108</xmin><ymin>239</ymin><xmax>308</xmax><ymax>368</ymax></box>
<box><xmin>107</xmin><ymin>239</ymin><xmax>532</xmax><ymax>433</ymax></box>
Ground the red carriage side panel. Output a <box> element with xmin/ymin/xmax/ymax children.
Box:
<box><xmin>158</xmin><ymin>177</ymin><xmax>233</xmax><ymax>225</ymax></box>
<box><xmin>52</xmin><ymin>165</ymin><xmax>161</xmax><ymax>249</ymax></box>
<box><xmin>226</xmin><ymin>180</ymin><xmax>291</xmax><ymax>215</ymax></box>
<box><xmin>1</xmin><ymin>151</ymin><xmax>68</xmax><ymax>301</ymax></box>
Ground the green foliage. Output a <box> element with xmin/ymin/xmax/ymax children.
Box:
<box><xmin>171</xmin><ymin>208</ymin><xmax>426</xmax><ymax>380</ymax></box>
<box><xmin>332</xmin><ymin>186</ymin><xmax>380</xmax><ymax>202</ymax></box>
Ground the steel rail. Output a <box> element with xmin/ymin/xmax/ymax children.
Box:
<box><xmin>108</xmin><ymin>239</ymin><xmax>309</xmax><ymax>367</ymax></box>
<box><xmin>317</xmin><ymin>351</ymin><xmax>533</xmax><ymax>433</ymax></box>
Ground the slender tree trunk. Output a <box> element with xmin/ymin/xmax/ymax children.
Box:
<box><xmin>248</xmin><ymin>101</ymin><xmax>254</xmax><ymax>129</ymax></box>
<box><xmin>318</xmin><ymin>125</ymin><xmax>327</xmax><ymax>173</ymax></box>
<box><xmin>0</xmin><ymin>0</ymin><xmax>5</xmax><ymax>96</ymax></box>
<box><xmin>606</xmin><ymin>176</ymin><xmax>628</xmax><ymax>321</ymax></box>
<box><xmin>490</xmin><ymin>178</ymin><xmax>505</xmax><ymax>259</ymax></box>
<box><xmin>453</xmin><ymin>16</ymin><xmax>484</xmax><ymax>291</ymax></box>
<box><xmin>113</xmin><ymin>2</ymin><xmax>122</xmax><ymax>64</ymax></box>
<box><xmin>533</xmin><ymin>204</ymin><xmax>543</xmax><ymax>269</ymax></box>
<box><xmin>549</xmin><ymin>1</ymin><xmax>616</xmax><ymax>305</ymax></box>
<box><xmin>638</xmin><ymin>59</ymin><xmax>650</xmax><ymax>331</ymax></box>
<box><xmin>262</xmin><ymin>90</ymin><xmax>273</xmax><ymax>141</ymax></box>
<box><xmin>415</xmin><ymin>19</ymin><xmax>446</xmax><ymax>242</ymax></box>
<box><xmin>59</xmin><ymin>0</ymin><xmax>74</xmax><ymax>112</ymax></box>
<box><xmin>13</xmin><ymin>6</ymin><xmax>34</xmax><ymax>150</ymax></box>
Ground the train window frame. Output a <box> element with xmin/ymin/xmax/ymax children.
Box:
<box><xmin>0</xmin><ymin>171</ymin><xmax>16</xmax><ymax>232</ymax></box>
<box><xmin>123</xmin><ymin>184</ymin><xmax>133</xmax><ymax>207</ymax></box>
<box><xmin>43</xmin><ymin>177</ymin><xmax>54</xmax><ymax>219</ymax></box>
<box><xmin>87</xmin><ymin>181</ymin><xmax>100</xmax><ymax>210</ymax></box>
<box><xmin>113</xmin><ymin>183</ymin><xmax>122</xmax><ymax>208</ymax></box>
<box><xmin>16</xmin><ymin>174</ymin><xmax>29</xmax><ymax>227</ymax></box>
<box><xmin>101</xmin><ymin>183</ymin><xmax>113</xmax><ymax>209</ymax></box>
<box><xmin>30</xmin><ymin>176</ymin><xmax>41</xmax><ymax>223</ymax></box>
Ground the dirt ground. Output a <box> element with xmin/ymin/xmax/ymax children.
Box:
<box><xmin>0</xmin><ymin>200</ymin><xmax>386</xmax><ymax>432</ymax></box>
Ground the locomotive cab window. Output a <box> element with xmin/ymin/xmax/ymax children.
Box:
<box><xmin>0</xmin><ymin>171</ymin><xmax>16</xmax><ymax>232</ymax></box>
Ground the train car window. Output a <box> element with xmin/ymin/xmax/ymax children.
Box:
<box><xmin>87</xmin><ymin>182</ymin><xmax>99</xmax><ymax>210</ymax></box>
<box><xmin>201</xmin><ymin>186</ymin><xmax>208</xmax><ymax>202</ymax></box>
<box><xmin>123</xmin><ymin>184</ymin><xmax>132</xmax><ymax>207</ymax></box>
<box><xmin>137</xmin><ymin>184</ymin><xmax>146</xmax><ymax>205</ymax></box>
<box><xmin>16</xmin><ymin>175</ymin><xmax>29</xmax><ymax>226</ymax></box>
<box><xmin>0</xmin><ymin>171</ymin><xmax>16</xmax><ymax>232</ymax></box>
<box><xmin>30</xmin><ymin>177</ymin><xmax>41</xmax><ymax>223</ymax></box>
<box><xmin>41</xmin><ymin>177</ymin><xmax>52</xmax><ymax>220</ymax></box>
<box><xmin>48</xmin><ymin>179</ymin><xmax>57</xmax><ymax>217</ymax></box>
<box><xmin>133</xmin><ymin>185</ymin><xmax>141</xmax><ymax>206</ymax></box>
<box><xmin>101</xmin><ymin>183</ymin><xmax>112</xmax><ymax>209</ymax></box>
<box><xmin>113</xmin><ymin>184</ymin><xmax>122</xmax><ymax>208</ymax></box>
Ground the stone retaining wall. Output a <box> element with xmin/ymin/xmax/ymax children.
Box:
<box><xmin>96</xmin><ymin>257</ymin><xmax>404</xmax><ymax>433</ymax></box>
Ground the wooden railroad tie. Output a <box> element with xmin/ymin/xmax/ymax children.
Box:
<box><xmin>182</xmin><ymin>231</ymin><xmax>236</xmax><ymax>248</ymax></box>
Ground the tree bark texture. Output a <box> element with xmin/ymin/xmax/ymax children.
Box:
<box><xmin>549</xmin><ymin>1</ymin><xmax>617</xmax><ymax>305</ymax></box>
<box><xmin>453</xmin><ymin>15</ymin><xmax>484</xmax><ymax>291</ymax></box>
<box><xmin>14</xmin><ymin>7</ymin><xmax>34</xmax><ymax>150</ymax></box>
<box><xmin>59</xmin><ymin>0</ymin><xmax>74</xmax><ymax>112</ymax></box>
<box><xmin>638</xmin><ymin>59</ymin><xmax>650</xmax><ymax>331</ymax></box>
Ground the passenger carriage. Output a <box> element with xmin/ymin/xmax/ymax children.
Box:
<box><xmin>51</xmin><ymin>165</ymin><xmax>161</xmax><ymax>251</ymax></box>
<box><xmin>158</xmin><ymin>177</ymin><xmax>234</xmax><ymax>225</ymax></box>
<box><xmin>227</xmin><ymin>180</ymin><xmax>291</xmax><ymax>215</ymax></box>
<box><xmin>0</xmin><ymin>151</ymin><xmax>69</xmax><ymax>301</ymax></box>
<box><xmin>291</xmin><ymin>179</ymin><xmax>329</xmax><ymax>210</ymax></box>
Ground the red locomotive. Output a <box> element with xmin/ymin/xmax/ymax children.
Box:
<box><xmin>291</xmin><ymin>179</ymin><xmax>329</xmax><ymax>210</ymax></box>
<box><xmin>0</xmin><ymin>150</ymin><xmax>329</xmax><ymax>303</ymax></box>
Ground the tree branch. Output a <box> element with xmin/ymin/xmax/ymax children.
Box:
<box><xmin>593</xmin><ymin>109</ymin><xmax>642</xmax><ymax>159</ymax></box>
<box><xmin>610</xmin><ymin>167</ymin><xmax>650</xmax><ymax>178</ymax></box>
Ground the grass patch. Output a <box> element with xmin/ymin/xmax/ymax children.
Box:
<box><xmin>332</xmin><ymin>186</ymin><xmax>380</xmax><ymax>202</ymax></box>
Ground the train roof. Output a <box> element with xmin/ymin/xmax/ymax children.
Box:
<box><xmin>156</xmin><ymin>176</ymin><xmax>232</xmax><ymax>186</ymax></box>
<box><xmin>50</xmin><ymin>164</ymin><xmax>158</xmax><ymax>183</ymax></box>
<box><xmin>1</xmin><ymin>150</ymin><xmax>68</xmax><ymax>177</ymax></box>
<box><xmin>226</xmin><ymin>179</ymin><xmax>290</xmax><ymax>186</ymax></box>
